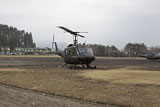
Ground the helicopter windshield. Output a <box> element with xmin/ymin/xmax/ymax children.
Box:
<box><xmin>77</xmin><ymin>47</ymin><xmax>94</xmax><ymax>55</ymax></box>
<box><xmin>86</xmin><ymin>48</ymin><xmax>93</xmax><ymax>54</ymax></box>
<box><xmin>78</xmin><ymin>47</ymin><xmax>86</xmax><ymax>54</ymax></box>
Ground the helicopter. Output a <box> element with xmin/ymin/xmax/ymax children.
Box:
<box><xmin>139</xmin><ymin>52</ymin><xmax>160</xmax><ymax>60</ymax></box>
<box><xmin>53</xmin><ymin>26</ymin><xmax>96</xmax><ymax>68</ymax></box>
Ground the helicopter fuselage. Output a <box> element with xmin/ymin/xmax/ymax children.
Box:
<box><xmin>56</xmin><ymin>26</ymin><xmax>96</xmax><ymax>67</ymax></box>
<box><xmin>139</xmin><ymin>53</ymin><xmax>160</xmax><ymax>60</ymax></box>
<box><xmin>63</xmin><ymin>45</ymin><xmax>95</xmax><ymax>65</ymax></box>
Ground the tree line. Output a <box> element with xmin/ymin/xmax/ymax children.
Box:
<box><xmin>1</xmin><ymin>24</ymin><xmax>159</xmax><ymax>57</ymax></box>
<box><xmin>88</xmin><ymin>43</ymin><xmax>160</xmax><ymax>57</ymax></box>
<box><xmin>0</xmin><ymin>24</ymin><xmax>36</xmax><ymax>52</ymax></box>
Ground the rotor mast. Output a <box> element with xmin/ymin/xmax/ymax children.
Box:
<box><xmin>73</xmin><ymin>35</ymin><xmax>78</xmax><ymax>45</ymax></box>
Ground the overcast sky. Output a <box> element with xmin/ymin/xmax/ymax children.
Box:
<box><xmin>0</xmin><ymin>0</ymin><xmax>160</xmax><ymax>49</ymax></box>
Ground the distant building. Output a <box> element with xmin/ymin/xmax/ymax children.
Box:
<box><xmin>0</xmin><ymin>46</ymin><xmax>10</xmax><ymax>55</ymax></box>
<box><xmin>16</xmin><ymin>48</ymin><xmax>35</xmax><ymax>55</ymax></box>
<box><xmin>0</xmin><ymin>47</ymin><xmax>52</xmax><ymax>55</ymax></box>
<box><xmin>34</xmin><ymin>47</ymin><xmax>51</xmax><ymax>55</ymax></box>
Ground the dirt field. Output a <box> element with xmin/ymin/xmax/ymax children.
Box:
<box><xmin>0</xmin><ymin>56</ymin><xmax>160</xmax><ymax>107</ymax></box>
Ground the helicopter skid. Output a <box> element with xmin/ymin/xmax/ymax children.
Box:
<box><xmin>86</xmin><ymin>64</ymin><xmax>96</xmax><ymax>69</ymax></box>
<box><xmin>58</xmin><ymin>63</ymin><xmax>96</xmax><ymax>69</ymax></box>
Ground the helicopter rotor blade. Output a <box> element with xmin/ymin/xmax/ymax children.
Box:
<box><xmin>58</xmin><ymin>26</ymin><xmax>74</xmax><ymax>34</ymax></box>
<box><xmin>77</xmin><ymin>34</ymin><xmax>85</xmax><ymax>38</ymax></box>
<box><xmin>58</xmin><ymin>26</ymin><xmax>86</xmax><ymax>38</ymax></box>
<box><xmin>75</xmin><ymin>32</ymin><xmax>88</xmax><ymax>33</ymax></box>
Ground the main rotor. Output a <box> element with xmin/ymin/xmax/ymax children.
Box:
<box><xmin>58</xmin><ymin>26</ymin><xmax>87</xmax><ymax>45</ymax></box>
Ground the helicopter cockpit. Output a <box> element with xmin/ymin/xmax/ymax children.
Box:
<box><xmin>77</xmin><ymin>46</ymin><xmax>94</xmax><ymax>56</ymax></box>
<box><xmin>65</xmin><ymin>47</ymin><xmax>77</xmax><ymax>56</ymax></box>
<box><xmin>65</xmin><ymin>46</ymin><xmax>94</xmax><ymax>56</ymax></box>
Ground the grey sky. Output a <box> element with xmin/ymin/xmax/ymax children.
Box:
<box><xmin>0</xmin><ymin>0</ymin><xmax>160</xmax><ymax>49</ymax></box>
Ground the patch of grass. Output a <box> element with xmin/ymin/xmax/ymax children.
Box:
<box><xmin>0</xmin><ymin>55</ymin><xmax>60</xmax><ymax>58</ymax></box>
<box><xmin>0</xmin><ymin>68</ymin><xmax>25</xmax><ymax>72</ymax></box>
<box><xmin>79</xmin><ymin>67</ymin><xmax>160</xmax><ymax>85</ymax></box>
<box><xmin>0</xmin><ymin>66</ymin><xmax>160</xmax><ymax>107</ymax></box>
<box><xmin>97</xmin><ymin>57</ymin><xmax>144</xmax><ymax>60</ymax></box>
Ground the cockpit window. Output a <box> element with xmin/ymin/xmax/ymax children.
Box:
<box><xmin>77</xmin><ymin>47</ymin><xmax>94</xmax><ymax>55</ymax></box>
<box><xmin>65</xmin><ymin>48</ymin><xmax>77</xmax><ymax>56</ymax></box>
<box><xmin>78</xmin><ymin>47</ymin><xmax>87</xmax><ymax>54</ymax></box>
<box><xmin>86</xmin><ymin>48</ymin><xmax>93</xmax><ymax>54</ymax></box>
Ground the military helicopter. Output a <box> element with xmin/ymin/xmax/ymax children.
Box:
<box><xmin>139</xmin><ymin>52</ymin><xmax>160</xmax><ymax>60</ymax></box>
<box><xmin>53</xmin><ymin>26</ymin><xmax>96</xmax><ymax>68</ymax></box>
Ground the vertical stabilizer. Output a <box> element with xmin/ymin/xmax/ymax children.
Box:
<box><xmin>52</xmin><ymin>35</ymin><xmax>55</xmax><ymax>51</ymax></box>
<box><xmin>54</xmin><ymin>42</ymin><xmax>58</xmax><ymax>52</ymax></box>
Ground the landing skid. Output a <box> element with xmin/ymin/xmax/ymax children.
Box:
<box><xmin>58</xmin><ymin>63</ymin><xmax>96</xmax><ymax>69</ymax></box>
<box><xmin>58</xmin><ymin>63</ymin><xmax>68</xmax><ymax>68</ymax></box>
<box><xmin>86</xmin><ymin>64</ymin><xmax>96</xmax><ymax>69</ymax></box>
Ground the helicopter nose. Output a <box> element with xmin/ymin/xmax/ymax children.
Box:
<box><xmin>81</xmin><ymin>56</ymin><xmax>95</xmax><ymax>64</ymax></box>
